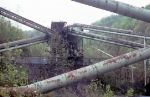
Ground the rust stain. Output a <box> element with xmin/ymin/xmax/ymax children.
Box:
<box><xmin>110</xmin><ymin>0</ymin><xmax>118</xmax><ymax>12</ymax></box>
<box><xmin>46</xmin><ymin>79</ymin><xmax>61</xmax><ymax>85</ymax></box>
<box><xmin>83</xmin><ymin>69</ymin><xmax>87</xmax><ymax>73</ymax></box>
<box><xmin>120</xmin><ymin>2</ymin><xmax>135</xmax><ymax>8</ymax></box>
<box><xmin>67</xmin><ymin>70</ymin><xmax>77</xmax><ymax>80</ymax></box>
<box><xmin>80</xmin><ymin>68</ymin><xmax>87</xmax><ymax>75</ymax></box>
<box><xmin>67</xmin><ymin>74</ymin><xmax>75</xmax><ymax>81</ymax></box>
<box><xmin>103</xmin><ymin>52</ymin><xmax>137</xmax><ymax>66</ymax></box>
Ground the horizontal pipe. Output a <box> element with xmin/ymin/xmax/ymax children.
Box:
<box><xmin>0</xmin><ymin>7</ymin><xmax>145</xmax><ymax>49</ymax></box>
<box><xmin>72</xmin><ymin>23</ymin><xmax>150</xmax><ymax>39</ymax></box>
<box><xmin>0</xmin><ymin>40</ymin><xmax>47</xmax><ymax>52</ymax></box>
<box><xmin>23</xmin><ymin>46</ymin><xmax>150</xmax><ymax>94</ymax></box>
<box><xmin>0</xmin><ymin>35</ymin><xmax>48</xmax><ymax>49</ymax></box>
<box><xmin>70</xmin><ymin>33</ymin><xmax>139</xmax><ymax>49</ymax></box>
<box><xmin>72</xmin><ymin>0</ymin><xmax>150</xmax><ymax>23</ymax></box>
<box><xmin>85</xmin><ymin>28</ymin><xmax>150</xmax><ymax>39</ymax></box>
<box><xmin>71</xmin><ymin>30</ymin><xmax>145</xmax><ymax>48</ymax></box>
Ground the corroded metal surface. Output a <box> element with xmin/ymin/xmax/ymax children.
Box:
<box><xmin>0</xmin><ymin>7</ymin><xmax>146</xmax><ymax>50</ymax></box>
<box><xmin>24</xmin><ymin>46</ymin><xmax>150</xmax><ymax>94</ymax></box>
<box><xmin>72</xmin><ymin>23</ymin><xmax>150</xmax><ymax>39</ymax></box>
<box><xmin>72</xmin><ymin>0</ymin><xmax>150</xmax><ymax>23</ymax></box>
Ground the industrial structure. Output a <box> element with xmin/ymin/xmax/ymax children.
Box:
<box><xmin>0</xmin><ymin>0</ymin><xmax>150</xmax><ymax>96</ymax></box>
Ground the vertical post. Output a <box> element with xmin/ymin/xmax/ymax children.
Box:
<box><xmin>130</xmin><ymin>48</ymin><xmax>134</xmax><ymax>83</ymax></box>
<box><xmin>131</xmin><ymin>66</ymin><xmax>134</xmax><ymax>83</ymax></box>
<box><xmin>81</xmin><ymin>37</ymin><xmax>83</xmax><ymax>66</ymax></box>
<box><xmin>1</xmin><ymin>52</ymin><xmax>2</xmax><ymax>65</ymax></box>
<box><xmin>144</xmin><ymin>38</ymin><xmax>147</xmax><ymax>86</ymax></box>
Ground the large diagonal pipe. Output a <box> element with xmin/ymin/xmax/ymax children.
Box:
<box><xmin>72</xmin><ymin>23</ymin><xmax>150</xmax><ymax>39</ymax></box>
<box><xmin>25</xmin><ymin>46</ymin><xmax>150</xmax><ymax>93</ymax></box>
<box><xmin>72</xmin><ymin>0</ymin><xmax>150</xmax><ymax>23</ymax></box>
<box><xmin>1</xmin><ymin>46</ymin><xmax>150</xmax><ymax>96</ymax></box>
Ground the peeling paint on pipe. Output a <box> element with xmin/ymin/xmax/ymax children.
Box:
<box><xmin>1</xmin><ymin>46</ymin><xmax>150</xmax><ymax>95</ymax></box>
<box><xmin>72</xmin><ymin>0</ymin><xmax>150</xmax><ymax>23</ymax></box>
<box><xmin>25</xmin><ymin>46</ymin><xmax>150</xmax><ymax>94</ymax></box>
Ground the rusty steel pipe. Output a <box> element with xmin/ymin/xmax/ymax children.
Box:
<box><xmin>0</xmin><ymin>35</ymin><xmax>48</xmax><ymax>49</ymax></box>
<box><xmin>72</xmin><ymin>0</ymin><xmax>150</xmax><ymax>23</ymax></box>
<box><xmin>24</xmin><ymin>46</ymin><xmax>150</xmax><ymax>94</ymax></box>
<box><xmin>72</xmin><ymin>23</ymin><xmax>150</xmax><ymax>39</ymax></box>
<box><xmin>1</xmin><ymin>46</ymin><xmax>150</xmax><ymax>95</ymax></box>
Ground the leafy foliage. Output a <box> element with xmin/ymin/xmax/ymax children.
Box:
<box><xmin>103</xmin><ymin>85</ymin><xmax>114</xmax><ymax>97</ymax></box>
<box><xmin>0</xmin><ymin>49</ymin><xmax>27</xmax><ymax>85</ymax></box>
<box><xmin>0</xmin><ymin>17</ymin><xmax>26</xmax><ymax>43</ymax></box>
<box><xmin>83</xmin><ymin>3</ymin><xmax>150</xmax><ymax>96</ymax></box>
<box><xmin>0</xmin><ymin>49</ymin><xmax>28</xmax><ymax>96</ymax></box>
<box><xmin>126</xmin><ymin>88</ymin><xmax>134</xmax><ymax>96</ymax></box>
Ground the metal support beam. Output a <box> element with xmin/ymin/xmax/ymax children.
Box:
<box><xmin>0</xmin><ymin>7</ymin><xmax>52</xmax><ymax>35</ymax></box>
<box><xmin>129</xmin><ymin>65</ymin><xmax>136</xmax><ymax>83</ymax></box>
<box><xmin>144</xmin><ymin>38</ymin><xmax>147</xmax><ymax>86</ymax></box>
<box><xmin>71</xmin><ymin>30</ymin><xmax>146</xmax><ymax>48</ymax></box>
<box><xmin>1</xmin><ymin>46</ymin><xmax>150</xmax><ymax>96</ymax></box>
<box><xmin>0</xmin><ymin>35</ymin><xmax>48</xmax><ymax>49</ymax></box>
<box><xmin>72</xmin><ymin>23</ymin><xmax>150</xmax><ymax>39</ymax></box>
<box><xmin>70</xmin><ymin>33</ymin><xmax>139</xmax><ymax>49</ymax></box>
<box><xmin>0</xmin><ymin>40</ymin><xmax>47</xmax><ymax>52</ymax></box>
<box><xmin>93</xmin><ymin>46</ymin><xmax>114</xmax><ymax>58</ymax></box>
<box><xmin>72</xmin><ymin>0</ymin><xmax>150</xmax><ymax>23</ymax></box>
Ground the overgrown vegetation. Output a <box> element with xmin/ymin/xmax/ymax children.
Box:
<box><xmin>0</xmin><ymin>48</ymin><xmax>28</xmax><ymax>96</ymax></box>
<box><xmin>0</xmin><ymin>17</ymin><xmax>47</xmax><ymax>96</ymax></box>
<box><xmin>81</xmin><ymin>4</ymin><xmax>150</xmax><ymax>96</ymax></box>
<box><xmin>0</xmin><ymin>4</ymin><xmax>150</xmax><ymax>97</ymax></box>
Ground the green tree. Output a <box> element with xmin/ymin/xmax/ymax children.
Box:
<box><xmin>0</xmin><ymin>17</ymin><xmax>26</xmax><ymax>43</ymax></box>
